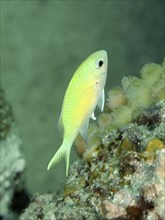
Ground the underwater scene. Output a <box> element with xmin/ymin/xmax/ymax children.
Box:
<box><xmin>0</xmin><ymin>1</ymin><xmax>164</xmax><ymax>219</ymax></box>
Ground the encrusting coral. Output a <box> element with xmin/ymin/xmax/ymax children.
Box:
<box><xmin>20</xmin><ymin>59</ymin><xmax>165</xmax><ymax>220</ymax></box>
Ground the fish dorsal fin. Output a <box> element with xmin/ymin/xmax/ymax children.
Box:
<box><xmin>80</xmin><ymin>118</ymin><xmax>89</xmax><ymax>143</ymax></box>
<box><xmin>98</xmin><ymin>89</ymin><xmax>105</xmax><ymax>112</ymax></box>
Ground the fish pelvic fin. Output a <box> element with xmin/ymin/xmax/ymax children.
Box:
<box><xmin>47</xmin><ymin>143</ymin><xmax>71</xmax><ymax>176</ymax></box>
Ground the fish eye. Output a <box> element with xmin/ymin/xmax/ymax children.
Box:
<box><xmin>96</xmin><ymin>59</ymin><xmax>104</xmax><ymax>69</ymax></box>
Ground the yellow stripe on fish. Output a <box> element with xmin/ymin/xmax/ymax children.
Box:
<box><xmin>47</xmin><ymin>50</ymin><xmax>108</xmax><ymax>176</ymax></box>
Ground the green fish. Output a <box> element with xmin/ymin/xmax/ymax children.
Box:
<box><xmin>47</xmin><ymin>50</ymin><xmax>108</xmax><ymax>175</ymax></box>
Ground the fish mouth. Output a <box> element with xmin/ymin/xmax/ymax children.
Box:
<box><xmin>101</xmin><ymin>50</ymin><xmax>107</xmax><ymax>55</ymax></box>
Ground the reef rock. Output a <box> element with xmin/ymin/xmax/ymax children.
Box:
<box><xmin>0</xmin><ymin>89</ymin><xmax>29</xmax><ymax>219</ymax></box>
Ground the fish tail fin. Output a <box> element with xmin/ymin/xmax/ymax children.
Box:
<box><xmin>47</xmin><ymin>143</ymin><xmax>71</xmax><ymax>176</ymax></box>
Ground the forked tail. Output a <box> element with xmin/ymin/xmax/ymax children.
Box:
<box><xmin>47</xmin><ymin>143</ymin><xmax>71</xmax><ymax>176</ymax></box>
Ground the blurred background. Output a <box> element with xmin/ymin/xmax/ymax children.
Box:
<box><xmin>1</xmin><ymin>0</ymin><xmax>164</xmax><ymax>193</ymax></box>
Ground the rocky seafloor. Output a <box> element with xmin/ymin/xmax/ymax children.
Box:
<box><xmin>1</xmin><ymin>59</ymin><xmax>165</xmax><ymax>220</ymax></box>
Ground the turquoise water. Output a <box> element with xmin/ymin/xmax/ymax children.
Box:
<box><xmin>1</xmin><ymin>1</ymin><xmax>164</xmax><ymax>193</ymax></box>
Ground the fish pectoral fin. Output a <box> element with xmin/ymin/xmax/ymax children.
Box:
<box><xmin>98</xmin><ymin>89</ymin><xmax>105</xmax><ymax>112</ymax></box>
<box><xmin>80</xmin><ymin>118</ymin><xmax>89</xmax><ymax>143</ymax></box>
<box><xmin>90</xmin><ymin>112</ymin><xmax>96</xmax><ymax>120</ymax></box>
<box><xmin>47</xmin><ymin>143</ymin><xmax>71</xmax><ymax>176</ymax></box>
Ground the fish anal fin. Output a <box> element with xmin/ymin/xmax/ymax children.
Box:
<box><xmin>80</xmin><ymin>118</ymin><xmax>89</xmax><ymax>143</ymax></box>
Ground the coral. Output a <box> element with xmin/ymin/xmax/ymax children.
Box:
<box><xmin>106</xmin><ymin>86</ymin><xmax>126</xmax><ymax>110</ymax></box>
<box><xmin>0</xmin><ymin>89</ymin><xmax>29</xmax><ymax>219</ymax></box>
<box><xmin>20</xmin><ymin>60</ymin><xmax>165</xmax><ymax>220</ymax></box>
<box><xmin>109</xmin><ymin>59</ymin><xmax>164</xmax><ymax>118</ymax></box>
